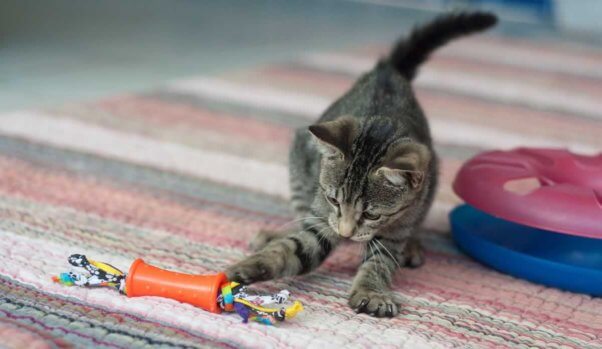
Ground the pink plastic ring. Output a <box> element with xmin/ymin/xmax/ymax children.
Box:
<box><xmin>453</xmin><ymin>148</ymin><xmax>602</xmax><ymax>239</ymax></box>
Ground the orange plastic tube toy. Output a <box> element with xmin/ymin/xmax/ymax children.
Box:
<box><xmin>53</xmin><ymin>253</ymin><xmax>303</xmax><ymax>325</ymax></box>
<box><xmin>125</xmin><ymin>258</ymin><xmax>227</xmax><ymax>314</ymax></box>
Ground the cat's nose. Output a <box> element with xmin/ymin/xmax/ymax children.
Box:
<box><xmin>338</xmin><ymin>220</ymin><xmax>356</xmax><ymax>238</ymax></box>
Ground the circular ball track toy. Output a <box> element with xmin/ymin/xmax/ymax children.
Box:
<box><xmin>53</xmin><ymin>254</ymin><xmax>303</xmax><ymax>326</ymax></box>
<box><xmin>450</xmin><ymin>148</ymin><xmax>602</xmax><ymax>295</ymax></box>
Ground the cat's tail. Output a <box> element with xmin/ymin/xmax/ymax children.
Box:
<box><xmin>390</xmin><ymin>12</ymin><xmax>497</xmax><ymax>81</ymax></box>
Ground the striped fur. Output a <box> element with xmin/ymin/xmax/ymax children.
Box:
<box><xmin>226</xmin><ymin>12</ymin><xmax>496</xmax><ymax>317</ymax></box>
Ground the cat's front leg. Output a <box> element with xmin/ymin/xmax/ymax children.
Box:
<box><xmin>226</xmin><ymin>226</ymin><xmax>337</xmax><ymax>284</ymax></box>
<box><xmin>349</xmin><ymin>237</ymin><xmax>420</xmax><ymax>317</ymax></box>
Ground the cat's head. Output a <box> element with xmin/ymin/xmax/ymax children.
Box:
<box><xmin>309</xmin><ymin>116</ymin><xmax>431</xmax><ymax>242</ymax></box>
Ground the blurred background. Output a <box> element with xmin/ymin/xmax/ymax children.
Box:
<box><xmin>1</xmin><ymin>0</ymin><xmax>602</xmax><ymax>112</ymax></box>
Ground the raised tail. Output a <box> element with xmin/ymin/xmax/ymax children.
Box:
<box><xmin>390</xmin><ymin>12</ymin><xmax>497</xmax><ymax>81</ymax></box>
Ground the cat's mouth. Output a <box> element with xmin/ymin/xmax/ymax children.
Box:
<box><xmin>350</xmin><ymin>234</ymin><xmax>373</xmax><ymax>242</ymax></box>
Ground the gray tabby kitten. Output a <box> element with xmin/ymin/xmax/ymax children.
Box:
<box><xmin>227</xmin><ymin>12</ymin><xmax>497</xmax><ymax>317</ymax></box>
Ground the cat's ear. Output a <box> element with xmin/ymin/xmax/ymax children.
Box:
<box><xmin>308</xmin><ymin>116</ymin><xmax>358</xmax><ymax>159</ymax></box>
<box><xmin>378</xmin><ymin>142</ymin><xmax>431</xmax><ymax>189</ymax></box>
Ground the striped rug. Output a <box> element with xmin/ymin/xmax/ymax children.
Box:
<box><xmin>1</xmin><ymin>35</ymin><xmax>602</xmax><ymax>349</ymax></box>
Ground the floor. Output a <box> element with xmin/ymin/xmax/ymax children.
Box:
<box><xmin>1</xmin><ymin>0</ymin><xmax>600</xmax><ymax>112</ymax></box>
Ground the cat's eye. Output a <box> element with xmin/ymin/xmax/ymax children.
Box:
<box><xmin>326</xmin><ymin>195</ymin><xmax>339</xmax><ymax>207</ymax></box>
<box><xmin>363</xmin><ymin>212</ymin><xmax>381</xmax><ymax>221</ymax></box>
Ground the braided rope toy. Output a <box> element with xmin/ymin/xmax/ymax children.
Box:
<box><xmin>53</xmin><ymin>254</ymin><xmax>303</xmax><ymax>326</ymax></box>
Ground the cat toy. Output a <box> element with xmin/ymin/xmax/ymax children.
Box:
<box><xmin>451</xmin><ymin>148</ymin><xmax>602</xmax><ymax>295</ymax></box>
<box><xmin>53</xmin><ymin>254</ymin><xmax>303</xmax><ymax>325</ymax></box>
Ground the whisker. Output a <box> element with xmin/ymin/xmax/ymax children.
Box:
<box><xmin>302</xmin><ymin>220</ymin><xmax>328</xmax><ymax>232</ymax></box>
<box><xmin>310</xmin><ymin>225</ymin><xmax>326</xmax><ymax>245</ymax></box>
<box><xmin>375</xmin><ymin>239</ymin><xmax>402</xmax><ymax>270</ymax></box>
<box><xmin>274</xmin><ymin>216</ymin><xmax>323</xmax><ymax>231</ymax></box>
<box><xmin>367</xmin><ymin>241</ymin><xmax>376</xmax><ymax>269</ymax></box>
<box><xmin>376</xmin><ymin>242</ymin><xmax>388</xmax><ymax>274</ymax></box>
<box><xmin>369</xmin><ymin>241</ymin><xmax>383</xmax><ymax>275</ymax></box>
<box><xmin>315</xmin><ymin>226</ymin><xmax>331</xmax><ymax>247</ymax></box>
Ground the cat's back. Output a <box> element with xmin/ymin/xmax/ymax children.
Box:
<box><xmin>288</xmin><ymin>61</ymin><xmax>432</xmax><ymax>200</ymax></box>
<box><xmin>318</xmin><ymin>61</ymin><xmax>431</xmax><ymax>144</ymax></box>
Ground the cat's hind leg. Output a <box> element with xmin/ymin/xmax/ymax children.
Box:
<box><xmin>403</xmin><ymin>236</ymin><xmax>424</xmax><ymax>268</ymax></box>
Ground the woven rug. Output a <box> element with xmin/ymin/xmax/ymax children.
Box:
<box><xmin>1</xmin><ymin>35</ymin><xmax>602</xmax><ymax>349</ymax></box>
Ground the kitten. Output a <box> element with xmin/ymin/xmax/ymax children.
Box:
<box><xmin>227</xmin><ymin>12</ymin><xmax>497</xmax><ymax>317</ymax></box>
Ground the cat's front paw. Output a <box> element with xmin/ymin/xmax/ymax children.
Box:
<box><xmin>349</xmin><ymin>288</ymin><xmax>399</xmax><ymax>317</ymax></box>
<box><xmin>225</xmin><ymin>254</ymin><xmax>274</xmax><ymax>285</ymax></box>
